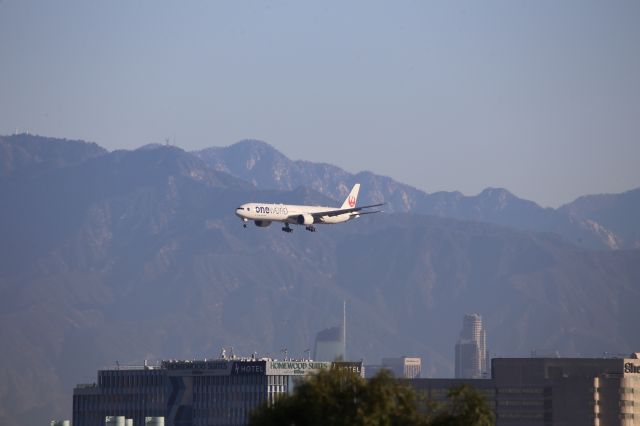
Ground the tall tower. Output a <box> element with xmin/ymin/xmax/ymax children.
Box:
<box><xmin>454</xmin><ymin>313</ymin><xmax>487</xmax><ymax>378</ymax></box>
<box><xmin>343</xmin><ymin>300</ymin><xmax>347</xmax><ymax>361</ymax></box>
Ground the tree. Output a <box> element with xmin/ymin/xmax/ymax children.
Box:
<box><xmin>249</xmin><ymin>368</ymin><xmax>494</xmax><ymax>426</ymax></box>
<box><xmin>427</xmin><ymin>385</ymin><xmax>495</xmax><ymax>426</ymax></box>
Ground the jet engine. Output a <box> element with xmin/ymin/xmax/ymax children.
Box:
<box><xmin>296</xmin><ymin>214</ymin><xmax>314</xmax><ymax>225</ymax></box>
<box><xmin>254</xmin><ymin>220</ymin><xmax>272</xmax><ymax>227</ymax></box>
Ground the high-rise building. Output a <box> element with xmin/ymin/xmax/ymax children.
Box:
<box><xmin>455</xmin><ymin>313</ymin><xmax>487</xmax><ymax>378</ymax></box>
<box><xmin>313</xmin><ymin>302</ymin><xmax>347</xmax><ymax>362</ymax></box>
<box><xmin>455</xmin><ymin>340</ymin><xmax>481</xmax><ymax>378</ymax></box>
<box><xmin>313</xmin><ymin>326</ymin><xmax>344</xmax><ymax>361</ymax></box>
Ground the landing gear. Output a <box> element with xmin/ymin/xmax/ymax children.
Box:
<box><xmin>282</xmin><ymin>224</ymin><xmax>293</xmax><ymax>233</ymax></box>
<box><xmin>242</xmin><ymin>219</ymin><xmax>248</xmax><ymax>228</ymax></box>
<box><xmin>305</xmin><ymin>225</ymin><xmax>316</xmax><ymax>232</ymax></box>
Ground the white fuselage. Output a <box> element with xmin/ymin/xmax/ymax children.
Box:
<box><xmin>235</xmin><ymin>203</ymin><xmax>354</xmax><ymax>225</ymax></box>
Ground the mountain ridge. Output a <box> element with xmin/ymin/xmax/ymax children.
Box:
<box><xmin>0</xmin><ymin>134</ymin><xmax>638</xmax><ymax>425</ymax></box>
<box><xmin>559</xmin><ymin>188</ymin><xmax>640</xmax><ymax>249</ymax></box>
<box><xmin>0</xmin><ymin>134</ymin><xmax>106</xmax><ymax>180</ymax></box>
<box><xmin>194</xmin><ymin>139</ymin><xmax>637</xmax><ymax>249</ymax></box>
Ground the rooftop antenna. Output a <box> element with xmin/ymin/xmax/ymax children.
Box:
<box><xmin>220</xmin><ymin>347</ymin><xmax>226</xmax><ymax>360</ymax></box>
<box><xmin>343</xmin><ymin>300</ymin><xmax>347</xmax><ymax>360</ymax></box>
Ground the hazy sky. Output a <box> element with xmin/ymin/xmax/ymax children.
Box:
<box><xmin>1</xmin><ymin>1</ymin><xmax>638</xmax><ymax>207</ymax></box>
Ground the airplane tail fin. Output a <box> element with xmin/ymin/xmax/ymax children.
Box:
<box><xmin>341</xmin><ymin>183</ymin><xmax>360</xmax><ymax>209</ymax></box>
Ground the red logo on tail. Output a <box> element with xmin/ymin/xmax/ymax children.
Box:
<box><xmin>348</xmin><ymin>196</ymin><xmax>356</xmax><ymax>207</ymax></box>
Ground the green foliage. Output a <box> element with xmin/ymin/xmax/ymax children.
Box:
<box><xmin>427</xmin><ymin>385</ymin><xmax>495</xmax><ymax>426</ymax></box>
<box><xmin>249</xmin><ymin>369</ymin><xmax>494</xmax><ymax>426</ymax></box>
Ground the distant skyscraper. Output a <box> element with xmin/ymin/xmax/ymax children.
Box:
<box><xmin>454</xmin><ymin>313</ymin><xmax>487</xmax><ymax>378</ymax></box>
<box><xmin>313</xmin><ymin>302</ymin><xmax>347</xmax><ymax>362</ymax></box>
<box><xmin>455</xmin><ymin>341</ymin><xmax>481</xmax><ymax>379</ymax></box>
<box><xmin>313</xmin><ymin>326</ymin><xmax>344</xmax><ymax>361</ymax></box>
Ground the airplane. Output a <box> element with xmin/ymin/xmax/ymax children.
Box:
<box><xmin>235</xmin><ymin>183</ymin><xmax>384</xmax><ymax>233</ymax></box>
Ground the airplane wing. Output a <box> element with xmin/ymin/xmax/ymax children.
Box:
<box><xmin>349</xmin><ymin>210</ymin><xmax>382</xmax><ymax>216</ymax></box>
<box><xmin>307</xmin><ymin>203</ymin><xmax>386</xmax><ymax>219</ymax></box>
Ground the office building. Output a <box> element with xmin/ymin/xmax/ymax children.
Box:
<box><xmin>405</xmin><ymin>353</ymin><xmax>640</xmax><ymax>425</ymax></box>
<box><xmin>491</xmin><ymin>355</ymin><xmax>640</xmax><ymax>425</ymax></box>
<box><xmin>380</xmin><ymin>357</ymin><xmax>422</xmax><ymax>379</ymax></box>
<box><xmin>455</xmin><ymin>313</ymin><xmax>487</xmax><ymax>378</ymax></box>
<box><xmin>73</xmin><ymin>357</ymin><xmax>363</xmax><ymax>426</ymax></box>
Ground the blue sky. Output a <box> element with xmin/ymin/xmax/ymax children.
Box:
<box><xmin>1</xmin><ymin>1</ymin><xmax>638</xmax><ymax>207</ymax></box>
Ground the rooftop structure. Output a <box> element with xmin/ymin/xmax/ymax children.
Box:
<box><xmin>73</xmin><ymin>356</ymin><xmax>362</xmax><ymax>426</ymax></box>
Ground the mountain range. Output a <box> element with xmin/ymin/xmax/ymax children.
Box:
<box><xmin>0</xmin><ymin>134</ymin><xmax>639</xmax><ymax>425</ymax></box>
<box><xmin>194</xmin><ymin>140</ymin><xmax>640</xmax><ymax>250</ymax></box>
